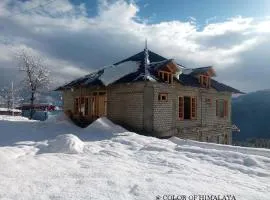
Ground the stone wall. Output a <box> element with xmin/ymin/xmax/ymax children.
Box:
<box><xmin>151</xmin><ymin>82</ymin><xmax>232</xmax><ymax>144</ymax></box>
<box><xmin>62</xmin><ymin>81</ymin><xmax>233</xmax><ymax>144</ymax></box>
<box><xmin>107</xmin><ymin>83</ymin><xmax>145</xmax><ymax>131</ymax></box>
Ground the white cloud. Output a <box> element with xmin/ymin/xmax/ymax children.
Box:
<box><xmin>0</xmin><ymin>0</ymin><xmax>270</xmax><ymax>92</ymax></box>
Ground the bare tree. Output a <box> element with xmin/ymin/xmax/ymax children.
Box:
<box><xmin>0</xmin><ymin>83</ymin><xmax>23</xmax><ymax>113</ymax></box>
<box><xmin>0</xmin><ymin>87</ymin><xmax>12</xmax><ymax>110</ymax></box>
<box><xmin>17</xmin><ymin>50</ymin><xmax>50</xmax><ymax>119</ymax></box>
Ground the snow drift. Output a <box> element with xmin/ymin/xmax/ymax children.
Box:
<box><xmin>87</xmin><ymin>117</ymin><xmax>128</xmax><ymax>134</ymax></box>
<box><xmin>39</xmin><ymin>134</ymin><xmax>84</xmax><ymax>154</ymax></box>
<box><xmin>0</xmin><ymin>115</ymin><xmax>269</xmax><ymax>200</ymax></box>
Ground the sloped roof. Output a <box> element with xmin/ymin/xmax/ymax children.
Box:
<box><xmin>55</xmin><ymin>48</ymin><xmax>243</xmax><ymax>94</ymax></box>
<box><xmin>114</xmin><ymin>50</ymin><xmax>167</xmax><ymax>65</ymax></box>
<box><xmin>211</xmin><ymin>79</ymin><xmax>243</xmax><ymax>93</ymax></box>
<box><xmin>113</xmin><ymin>69</ymin><xmax>159</xmax><ymax>84</ymax></box>
<box><xmin>177</xmin><ymin>74</ymin><xmax>244</xmax><ymax>93</ymax></box>
<box><xmin>149</xmin><ymin>59</ymin><xmax>174</xmax><ymax>71</ymax></box>
<box><xmin>55</xmin><ymin>70</ymin><xmax>105</xmax><ymax>90</ymax></box>
<box><xmin>189</xmin><ymin>66</ymin><xmax>216</xmax><ymax>77</ymax></box>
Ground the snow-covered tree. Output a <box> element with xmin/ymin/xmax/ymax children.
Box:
<box><xmin>17</xmin><ymin>50</ymin><xmax>50</xmax><ymax>119</ymax></box>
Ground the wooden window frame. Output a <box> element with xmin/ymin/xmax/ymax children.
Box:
<box><xmin>73</xmin><ymin>96</ymin><xmax>91</xmax><ymax>116</ymax></box>
<box><xmin>216</xmin><ymin>99</ymin><xmax>228</xmax><ymax>118</ymax></box>
<box><xmin>178</xmin><ymin>96</ymin><xmax>197</xmax><ymax>120</ymax></box>
<box><xmin>74</xmin><ymin>97</ymin><xmax>79</xmax><ymax>114</ymax></box>
<box><xmin>191</xmin><ymin>97</ymin><xmax>196</xmax><ymax>119</ymax></box>
<box><xmin>178</xmin><ymin>96</ymin><xmax>184</xmax><ymax>120</ymax></box>
<box><xmin>158</xmin><ymin>93</ymin><xmax>168</xmax><ymax>102</ymax></box>
<box><xmin>158</xmin><ymin>71</ymin><xmax>173</xmax><ymax>84</ymax></box>
<box><xmin>73</xmin><ymin>90</ymin><xmax>107</xmax><ymax>117</ymax></box>
<box><xmin>199</xmin><ymin>75</ymin><xmax>211</xmax><ymax>88</ymax></box>
<box><xmin>84</xmin><ymin>96</ymin><xmax>89</xmax><ymax>116</ymax></box>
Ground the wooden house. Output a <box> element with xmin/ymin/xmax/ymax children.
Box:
<box><xmin>56</xmin><ymin>47</ymin><xmax>243</xmax><ymax>144</ymax></box>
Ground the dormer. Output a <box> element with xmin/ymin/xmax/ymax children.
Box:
<box><xmin>190</xmin><ymin>66</ymin><xmax>216</xmax><ymax>88</ymax></box>
<box><xmin>199</xmin><ymin>75</ymin><xmax>211</xmax><ymax>88</ymax></box>
<box><xmin>155</xmin><ymin>59</ymin><xmax>181</xmax><ymax>84</ymax></box>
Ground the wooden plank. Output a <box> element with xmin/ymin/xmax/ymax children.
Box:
<box><xmin>178</xmin><ymin>96</ymin><xmax>184</xmax><ymax>120</ymax></box>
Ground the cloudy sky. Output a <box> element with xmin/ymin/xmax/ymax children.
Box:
<box><xmin>0</xmin><ymin>0</ymin><xmax>270</xmax><ymax>93</ymax></box>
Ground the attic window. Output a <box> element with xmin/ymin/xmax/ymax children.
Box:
<box><xmin>199</xmin><ymin>75</ymin><xmax>211</xmax><ymax>88</ymax></box>
<box><xmin>158</xmin><ymin>71</ymin><xmax>173</xmax><ymax>84</ymax></box>
<box><xmin>158</xmin><ymin>93</ymin><xmax>168</xmax><ymax>102</ymax></box>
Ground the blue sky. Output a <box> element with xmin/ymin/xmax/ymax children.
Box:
<box><xmin>71</xmin><ymin>0</ymin><xmax>270</xmax><ymax>24</ymax></box>
<box><xmin>0</xmin><ymin>0</ymin><xmax>270</xmax><ymax>92</ymax></box>
<box><xmin>136</xmin><ymin>0</ymin><xmax>269</xmax><ymax>24</ymax></box>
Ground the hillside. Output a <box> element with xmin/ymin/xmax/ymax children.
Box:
<box><xmin>232</xmin><ymin>90</ymin><xmax>270</xmax><ymax>142</ymax></box>
<box><xmin>0</xmin><ymin>115</ymin><xmax>269</xmax><ymax>200</ymax></box>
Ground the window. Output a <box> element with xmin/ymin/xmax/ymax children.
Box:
<box><xmin>178</xmin><ymin>97</ymin><xmax>184</xmax><ymax>119</ymax></box>
<box><xmin>92</xmin><ymin>96</ymin><xmax>97</xmax><ymax>116</ymax></box>
<box><xmin>74</xmin><ymin>97</ymin><xmax>79</xmax><ymax>114</ymax></box>
<box><xmin>199</xmin><ymin>75</ymin><xmax>210</xmax><ymax>88</ymax></box>
<box><xmin>158</xmin><ymin>93</ymin><xmax>168</xmax><ymax>102</ymax></box>
<box><xmin>74</xmin><ymin>97</ymin><xmax>90</xmax><ymax>116</ymax></box>
<box><xmin>205</xmin><ymin>98</ymin><xmax>212</xmax><ymax>106</ymax></box>
<box><xmin>85</xmin><ymin>97</ymin><xmax>89</xmax><ymax>116</ymax></box>
<box><xmin>216</xmin><ymin>99</ymin><xmax>228</xmax><ymax>118</ymax></box>
<box><xmin>80</xmin><ymin>97</ymin><xmax>85</xmax><ymax>115</ymax></box>
<box><xmin>191</xmin><ymin>97</ymin><xmax>196</xmax><ymax>119</ymax></box>
<box><xmin>80</xmin><ymin>97</ymin><xmax>85</xmax><ymax>104</ymax></box>
<box><xmin>158</xmin><ymin>71</ymin><xmax>173</xmax><ymax>84</ymax></box>
<box><xmin>178</xmin><ymin>96</ymin><xmax>196</xmax><ymax>120</ymax></box>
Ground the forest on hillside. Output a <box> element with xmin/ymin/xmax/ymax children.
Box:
<box><xmin>232</xmin><ymin>90</ymin><xmax>270</xmax><ymax>148</ymax></box>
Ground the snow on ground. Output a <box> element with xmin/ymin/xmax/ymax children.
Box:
<box><xmin>0</xmin><ymin>114</ymin><xmax>31</xmax><ymax>122</ymax></box>
<box><xmin>0</xmin><ymin>108</ymin><xmax>22</xmax><ymax>112</ymax></box>
<box><xmin>0</xmin><ymin>115</ymin><xmax>270</xmax><ymax>200</ymax></box>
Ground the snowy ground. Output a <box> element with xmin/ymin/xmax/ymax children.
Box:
<box><xmin>0</xmin><ymin>115</ymin><xmax>270</xmax><ymax>200</ymax></box>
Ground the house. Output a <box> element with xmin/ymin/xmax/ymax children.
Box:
<box><xmin>55</xmin><ymin>46</ymin><xmax>243</xmax><ymax>145</ymax></box>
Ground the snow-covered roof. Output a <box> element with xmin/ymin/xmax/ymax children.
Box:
<box><xmin>55</xmin><ymin>48</ymin><xmax>242</xmax><ymax>94</ymax></box>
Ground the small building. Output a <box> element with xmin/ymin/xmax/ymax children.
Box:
<box><xmin>56</xmin><ymin>46</ymin><xmax>243</xmax><ymax>144</ymax></box>
<box><xmin>0</xmin><ymin>108</ymin><xmax>22</xmax><ymax>116</ymax></box>
<box><xmin>16</xmin><ymin>104</ymin><xmax>57</xmax><ymax>121</ymax></box>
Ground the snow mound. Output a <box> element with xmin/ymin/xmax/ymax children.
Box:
<box><xmin>0</xmin><ymin>115</ymin><xmax>33</xmax><ymax>122</ymax></box>
<box><xmin>45</xmin><ymin>112</ymin><xmax>71</xmax><ymax>124</ymax></box>
<box><xmin>170</xmin><ymin>137</ymin><xmax>270</xmax><ymax>158</ymax></box>
<box><xmin>87</xmin><ymin>117</ymin><xmax>128</xmax><ymax>134</ymax></box>
<box><xmin>40</xmin><ymin>134</ymin><xmax>84</xmax><ymax>154</ymax></box>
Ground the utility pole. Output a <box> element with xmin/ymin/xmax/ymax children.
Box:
<box><xmin>11</xmin><ymin>81</ymin><xmax>14</xmax><ymax>116</ymax></box>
